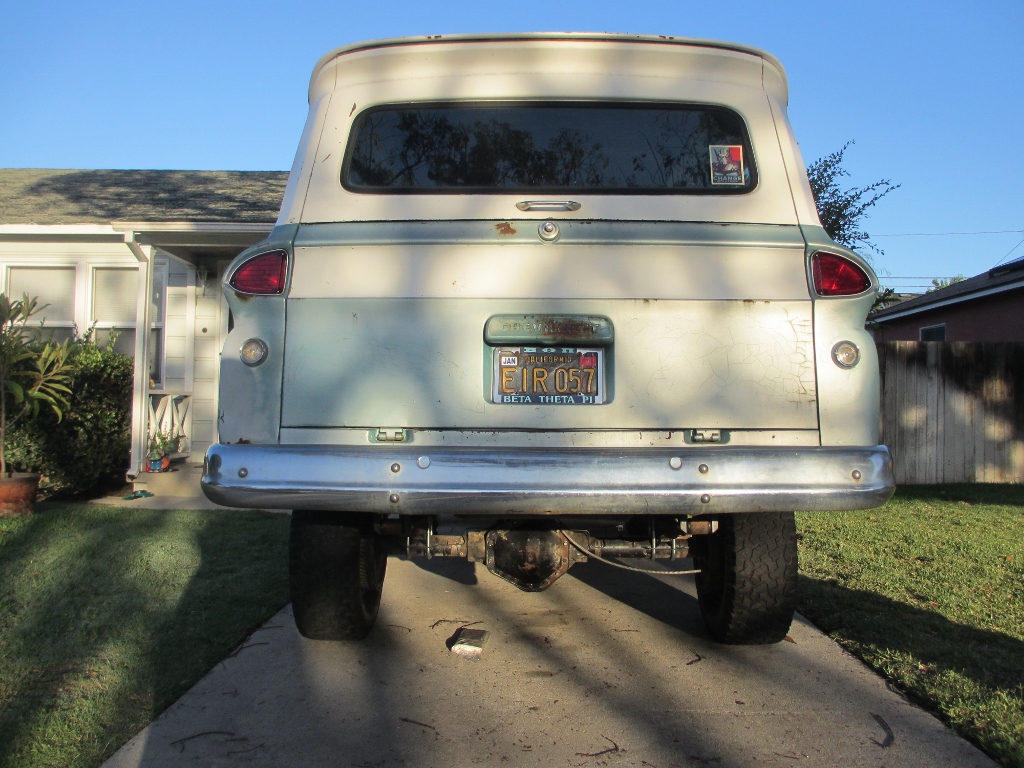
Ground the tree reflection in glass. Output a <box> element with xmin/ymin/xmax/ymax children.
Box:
<box><xmin>346</xmin><ymin>104</ymin><xmax>752</xmax><ymax>192</ymax></box>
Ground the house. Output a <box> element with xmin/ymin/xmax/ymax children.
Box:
<box><xmin>870</xmin><ymin>256</ymin><xmax>1024</xmax><ymax>341</ymax></box>
<box><xmin>0</xmin><ymin>168</ymin><xmax>287</xmax><ymax>480</ymax></box>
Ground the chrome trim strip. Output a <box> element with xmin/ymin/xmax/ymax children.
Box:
<box><xmin>202</xmin><ymin>444</ymin><xmax>894</xmax><ymax>515</ymax></box>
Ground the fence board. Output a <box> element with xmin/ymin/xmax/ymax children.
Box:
<box><xmin>877</xmin><ymin>341</ymin><xmax>1024</xmax><ymax>484</ymax></box>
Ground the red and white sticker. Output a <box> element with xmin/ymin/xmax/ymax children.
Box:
<box><xmin>709</xmin><ymin>145</ymin><xmax>745</xmax><ymax>185</ymax></box>
<box><xmin>579</xmin><ymin>353</ymin><xmax>597</xmax><ymax>367</ymax></box>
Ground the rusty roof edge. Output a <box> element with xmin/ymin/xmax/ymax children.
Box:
<box><xmin>308</xmin><ymin>33</ymin><xmax>787</xmax><ymax>104</ymax></box>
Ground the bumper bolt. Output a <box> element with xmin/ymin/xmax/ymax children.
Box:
<box><xmin>698</xmin><ymin>463</ymin><xmax>709</xmax><ymax>474</ymax></box>
<box><xmin>700</xmin><ymin>493</ymin><xmax>711</xmax><ymax>504</ymax></box>
<box><xmin>852</xmin><ymin>470</ymin><xmax>862</xmax><ymax>481</ymax></box>
<box><xmin>238</xmin><ymin>467</ymin><xmax>248</xmax><ymax>478</ymax></box>
<box><xmin>391</xmin><ymin>463</ymin><xmax>401</xmax><ymax>473</ymax></box>
<box><xmin>417</xmin><ymin>456</ymin><xmax>431</xmax><ymax>469</ymax></box>
<box><xmin>389</xmin><ymin>493</ymin><xmax>399</xmax><ymax>504</ymax></box>
<box><xmin>669</xmin><ymin>456</ymin><xmax>682</xmax><ymax>470</ymax></box>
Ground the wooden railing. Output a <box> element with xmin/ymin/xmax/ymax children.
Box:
<box><xmin>148</xmin><ymin>390</ymin><xmax>192</xmax><ymax>458</ymax></box>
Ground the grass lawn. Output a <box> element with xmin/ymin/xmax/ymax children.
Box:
<box><xmin>0</xmin><ymin>502</ymin><xmax>290</xmax><ymax>768</ymax></box>
<box><xmin>2</xmin><ymin>493</ymin><xmax>1021</xmax><ymax>768</ymax></box>
<box><xmin>797</xmin><ymin>484</ymin><xmax>1024</xmax><ymax>768</ymax></box>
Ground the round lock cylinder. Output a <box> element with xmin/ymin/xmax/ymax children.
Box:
<box><xmin>538</xmin><ymin>221</ymin><xmax>560</xmax><ymax>241</ymax></box>
<box><xmin>239</xmin><ymin>338</ymin><xmax>269</xmax><ymax>367</ymax></box>
<box><xmin>831</xmin><ymin>341</ymin><xmax>860</xmax><ymax>369</ymax></box>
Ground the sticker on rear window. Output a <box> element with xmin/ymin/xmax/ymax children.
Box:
<box><xmin>710</xmin><ymin>145</ymin><xmax>745</xmax><ymax>185</ymax></box>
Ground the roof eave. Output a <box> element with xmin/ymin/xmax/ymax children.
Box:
<box><xmin>111</xmin><ymin>220</ymin><xmax>275</xmax><ymax>257</ymax></box>
<box><xmin>111</xmin><ymin>221</ymin><xmax>275</xmax><ymax>234</ymax></box>
<box><xmin>871</xmin><ymin>279</ymin><xmax>1024</xmax><ymax>323</ymax></box>
<box><xmin>0</xmin><ymin>223</ymin><xmax>123</xmax><ymax>243</ymax></box>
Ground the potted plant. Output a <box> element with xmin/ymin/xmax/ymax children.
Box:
<box><xmin>0</xmin><ymin>294</ymin><xmax>74</xmax><ymax>515</ymax></box>
<box><xmin>147</xmin><ymin>430</ymin><xmax>181</xmax><ymax>472</ymax></box>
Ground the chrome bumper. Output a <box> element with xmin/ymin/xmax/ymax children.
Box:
<box><xmin>201</xmin><ymin>444</ymin><xmax>894</xmax><ymax>515</ymax></box>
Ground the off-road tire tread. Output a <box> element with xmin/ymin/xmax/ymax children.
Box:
<box><xmin>695</xmin><ymin>511</ymin><xmax>797</xmax><ymax>645</ymax></box>
<box><xmin>289</xmin><ymin>510</ymin><xmax>386</xmax><ymax>641</ymax></box>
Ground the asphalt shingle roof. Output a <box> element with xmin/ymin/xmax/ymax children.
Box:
<box><xmin>0</xmin><ymin>168</ymin><xmax>288</xmax><ymax>225</ymax></box>
<box><xmin>871</xmin><ymin>256</ymin><xmax>1024</xmax><ymax>320</ymax></box>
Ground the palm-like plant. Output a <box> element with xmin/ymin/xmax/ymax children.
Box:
<box><xmin>0</xmin><ymin>294</ymin><xmax>74</xmax><ymax>475</ymax></box>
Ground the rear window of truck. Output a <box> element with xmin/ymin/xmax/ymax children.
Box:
<box><xmin>343</xmin><ymin>102</ymin><xmax>756</xmax><ymax>194</ymax></box>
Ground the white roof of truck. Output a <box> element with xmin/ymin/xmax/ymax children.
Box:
<box><xmin>309</xmin><ymin>33</ymin><xmax>789</xmax><ymax>105</ymax></box>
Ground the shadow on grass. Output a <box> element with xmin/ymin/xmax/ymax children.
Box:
<box><xmin>893</xmin><ymin>483</ymin><xmax>1024</xmax><ymax>507</ymax></box>
<box><xmin>798</xmin><ymin>574</ymin><xmax>1024</xmax><ymax>767</ymax></box>
<box><xmin>0</xmin><ymin>503</ymin><xmax>289</xmax><ymax>768</ymax></box>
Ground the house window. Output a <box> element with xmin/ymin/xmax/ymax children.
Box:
<box><xmin>91</xmin><ymin>266</ymin><xmax>166</xmax><ymax>387</ymax></box>
<box><xmin>6</xmin><ymin>266</ymin><xmax>77</xmax><ymax>342</ymax></box>
<box><xmin>919</xmin><ymin>324</ymin><xmax>946</xmax><ymax>341</ymax></box>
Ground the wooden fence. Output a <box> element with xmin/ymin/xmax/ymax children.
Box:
<box><xmin>877</xmin><ymin>342</ymin><xmax>1024</xmax><ymax>484</ymax></box>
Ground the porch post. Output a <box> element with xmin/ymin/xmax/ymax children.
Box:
<box><xmin>126</xmin><ymin>233</ymin><xmax>154</xmax><ymax>479</ymax></box>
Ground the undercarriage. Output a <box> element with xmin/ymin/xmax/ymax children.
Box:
<box><xmin>375</xmin><ymin>514</ymin><xmax>716</xmax><ymax>591</ymax></box>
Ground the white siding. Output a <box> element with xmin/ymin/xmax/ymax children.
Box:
<box><xmin>189</xmin><ymin>261</ymin><xmax>228</xmax><ymax>458</ymax></box>
<box><xmin>163</xmin><ymin>259</ymin><xmax>190</xmax><ymax>391</ymax></box>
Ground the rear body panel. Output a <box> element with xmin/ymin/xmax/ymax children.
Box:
<box><xmin>205</xmin><ymin>34</ymin><xmax>893</xmax><ymax>514</ymax></box>
<box><xmin>281</xmin><ymin>221</ymin><xmax>816</xmax><ymax>432</ymax></box>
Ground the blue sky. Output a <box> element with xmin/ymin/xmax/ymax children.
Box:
<box><xmin>1</xmin><ymin>0</ymin><xmax>1021</xmax><ymax>290</ymax></box>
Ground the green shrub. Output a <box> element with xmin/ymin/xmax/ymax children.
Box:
<box><xmin>7</xmin><ymin>337</ymin><xmax>133</xmax><ymax>496</ymax></box>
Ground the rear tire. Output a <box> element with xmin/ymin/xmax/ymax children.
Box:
<box><xmin>289</xmin><ymin>510</ymin><xmax>387</xmax><ymax>641</ymax></box>
<box><xmin>692</xmin><ymin>511</ymin><xmax>797</xmax><ymax>645</ymax></box>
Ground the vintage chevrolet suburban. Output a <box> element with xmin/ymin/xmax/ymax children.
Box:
<box><xmin>202</xmin><ymin>33</ymin><xmax>895</xmax><ymax>645</ymax></box>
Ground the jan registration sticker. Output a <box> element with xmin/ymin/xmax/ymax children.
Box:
<box><xmin>709</xmin><ymin>145</ymin><xmax>745</xmax><ymax>185</ymax></box>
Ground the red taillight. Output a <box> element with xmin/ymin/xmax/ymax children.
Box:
<box><xmin>811</xmin><ymin>251</ymin><xmax>871</xmax><ymax>296</ymax></box>
<box><xmin>229</xmin><ymin>250</ymin><xmax>288</xmax><ymax>295</ymax></box>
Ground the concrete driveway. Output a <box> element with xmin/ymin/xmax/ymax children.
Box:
<box><xmin>103</xmin><ymin>557</ymin><xmax>995</xmax><ymax>768</ymax></box>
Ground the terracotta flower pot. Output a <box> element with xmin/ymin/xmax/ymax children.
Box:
<box><xmin>0</xmin><ymin>472</ymin><xmax>41</xmax><ymax>516</ymax></box>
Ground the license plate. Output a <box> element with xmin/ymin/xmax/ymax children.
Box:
<box><xmin>491</xmin><ymin>347</ymin><xmax>604</xmax><ymax>404</ymax></box>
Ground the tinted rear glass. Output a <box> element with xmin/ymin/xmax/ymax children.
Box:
<box><xmin>343</xmin><ymin>102</ymin><xmax>756</xmax><ymax>194</ymax></box>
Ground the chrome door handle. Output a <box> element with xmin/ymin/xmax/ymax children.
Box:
<box><xmin>515</xmin><ymin>200</ymin><xmax>582</xmax><ymax>211</ymax></box>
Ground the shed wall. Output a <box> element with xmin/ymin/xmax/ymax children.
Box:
<box><xmin>872</xmin><ymin>288</ymin><xmax>1024</xmax><ymax>342</ymax></box>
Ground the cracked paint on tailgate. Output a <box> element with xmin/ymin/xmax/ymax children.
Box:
<box><xmin>281</xmin><ymin>297</ymin><xmax>816</xmax><ymax>430</ymax></box>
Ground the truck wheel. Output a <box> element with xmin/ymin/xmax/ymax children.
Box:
<box><xmin>692</xmin><ymin>511</ymin><xmax>797</xmax><ymax>645</ymax></box>
<box><xmin>289</xmin><ymin>510</ymin><xmax>387</xmax><ymax>641</ymax></box>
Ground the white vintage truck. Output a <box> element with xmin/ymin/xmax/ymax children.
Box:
<box><xmin>202</xmin><ymin>33</ymin><xmax>894</xmax><ymax>645</ymax></box>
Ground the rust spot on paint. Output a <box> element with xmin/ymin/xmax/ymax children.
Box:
<box><xmin>495</xmin><ymin>222</ymin><xmax>517</xmax><ymax>236</ymax></box>
<box><xmin>349</xmin><ymin>103</ymin><xmax>357</xmax><ymax>116</ymax></box>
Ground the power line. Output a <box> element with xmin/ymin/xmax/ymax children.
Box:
<box><xmin>991</xmin><ymin>237</ymin><xmax>1024</xmax><ymax>269</ymax></box>
<box><xmin>873</xmin><ymin>229</ymin><xmax>1023</xmax><ymax>237</ymax></box>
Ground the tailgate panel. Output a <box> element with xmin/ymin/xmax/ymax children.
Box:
<box><xmin>281</xmin><ymin>297</ymin><xmax>816</xmax><ymax>429</ymax></box>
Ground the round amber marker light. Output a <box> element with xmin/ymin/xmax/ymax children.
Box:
<box><xmin>832</xmin><ymin>341</ymin><xmax>860</xmax><ymax>369</ymax></box>
<box><xmin>240</xmin><ymin>338</ymin><xmax>268</xmax><ymax>367</ymax></box>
